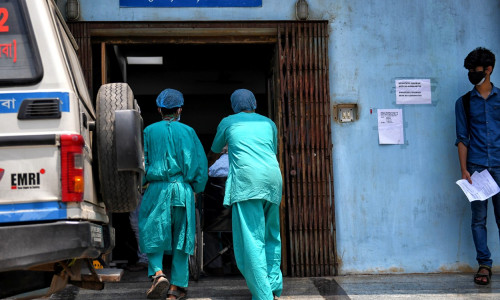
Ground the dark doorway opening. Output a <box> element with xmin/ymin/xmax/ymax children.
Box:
<box><xmin>96</xmin><ymin>42</ymin><xmax>276</xmax><ymax>267</ymax></box>
<box><xmin>94</xmin><ymin>43</ymin><xmax>275</xmax><ymax>152</ymax></box>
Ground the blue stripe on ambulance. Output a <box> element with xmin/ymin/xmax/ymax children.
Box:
<box><xmin>0</xmin><ymin>92</ymin><xmax>70</xmax><ymax>114</ymax></box>
<box><xmin>0</xmin><ymin>201</ymin><xmax>67</xmax><ymax>223</ymax></box>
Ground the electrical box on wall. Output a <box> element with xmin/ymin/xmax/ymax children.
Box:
<box><xmin>333</xmin><ymin>103</ymin><xmax>358</xmax><ymax>123</ymax></box>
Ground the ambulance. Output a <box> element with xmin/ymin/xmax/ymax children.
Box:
<box><xmin>0</xmin><ymin>0</ymin><xmax>143</xmax><ymax>298</ymax></box>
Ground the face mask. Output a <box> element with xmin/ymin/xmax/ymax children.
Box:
<box><xmin>162</xmin><ymin>114</ymin><xmax>181</xmax><ymax>122</ymax></box>
<box><xmin>161</xmin><ymin>108</ymin><xmax>181</xmax><ymax>122</ymax></box>
<box><xmin>468</xmin><ymin>70</ymin><xmax>486</xmax><ymax>86</ymax></box>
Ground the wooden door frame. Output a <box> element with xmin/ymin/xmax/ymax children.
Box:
<box><xmin>68</xmin><ymin>20</ymin><xmax>336</xmax><ymax>276</ymax></box>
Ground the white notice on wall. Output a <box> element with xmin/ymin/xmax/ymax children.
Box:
<box><xmin>378</xmin><ymin>109</ymin><xmax>404</xmax><ymax>144</ymax></box>
<box><xmin>396</xmin><ymin>79</ymin><xmax>431</xmax><ymax>104</ymax></box>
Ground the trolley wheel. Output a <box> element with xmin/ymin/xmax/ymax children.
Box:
<box><xmin>189</xmin><ymin>208</ymin><xmax>202</xmax><ymax>281</ymax></box>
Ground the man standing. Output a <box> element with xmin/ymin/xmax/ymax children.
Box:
<box><xmin>140</xmin><ymin>89</ymin><xmax>208</xmax><ymax>299</ymax></box>
<box><xmin>209</xmin><ymin>89</ymin><xmax>283</xmax><ymax>300</ymax></box>
<box><xmin>455</xmin><ymin>47</ymin><xmax>498</xmax><ymax>285</ymax></box>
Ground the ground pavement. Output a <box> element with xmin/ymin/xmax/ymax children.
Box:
<box><xmin>31</xmin><ymin>269</ymin><xmax>500</xmax><ymax>300</ymax></box>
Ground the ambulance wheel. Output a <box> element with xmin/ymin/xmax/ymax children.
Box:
<box><xmin>189</xmin><ymin>209</ymin><xmax>202</xmax><ymax>281</ymax></box>
<box><xmin>96</xmin><ymin>82</ymin><xmax>141</xmax><ymax>213</ymax></box>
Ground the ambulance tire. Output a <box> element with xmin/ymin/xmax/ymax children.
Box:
<box><xmin>96</xmin><ymin>83</ymin><xmax>141</xmax><ymax>213</ymax></box>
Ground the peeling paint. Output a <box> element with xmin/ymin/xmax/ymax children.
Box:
<box><xmin>439</xmin><ymin>263</ymin><xmax>475</xmax><ymax>273</ymax></box>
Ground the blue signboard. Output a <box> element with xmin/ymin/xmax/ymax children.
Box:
<box><xmin>120</xmin><ymin>0</ymin><xmax>262</xmax><ymax>7</ymax></box>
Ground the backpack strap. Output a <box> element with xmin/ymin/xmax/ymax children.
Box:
<box><xmin>462</xmin><ymin>91</ymin><xmax>471</xmax><ymax>131</ymax></box>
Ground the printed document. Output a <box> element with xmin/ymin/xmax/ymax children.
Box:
<box><xmin>395</xmin><ymin>79</ymin><xmax>432</xmax><ymax>104</ymax></box>
<box><xmin>456</xmin><ymin>169</ymin><xmax>500</xmax><ymax>202</ymax></box>
<box><xmin>377</xmin><ymin>109</ymin><xmax>404</xmax><ymax>144</ymax></box>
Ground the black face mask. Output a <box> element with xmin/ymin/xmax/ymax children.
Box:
<box><xmin>468</xmin><ymin>70</ymin><xmax>486</xmax><ymax>85</ymax></box>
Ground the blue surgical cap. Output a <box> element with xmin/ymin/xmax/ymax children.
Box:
<box><xmin>230</xmin><ymin>89</ymin><xmax>257</xmax><ymax>113</ymax></box>
<box><xmin>156</xmin><ymin>89</ymin><xmax>184</xmax><ymax>109</ymax></box>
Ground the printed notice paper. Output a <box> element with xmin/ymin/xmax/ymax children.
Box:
<box><xmin>396</xmin><ymin>79</ymin><xmax>431</xmax><ymax>104</ymax></box>
<box><xmin>377</xmin><ymin>109</ymin><xmax>404</xmax><ymax>144</ymax></box>
<box><xmin>456</xmin><ymin>169</ymin><xmax>500</xmax><ymax>202</ymax></box>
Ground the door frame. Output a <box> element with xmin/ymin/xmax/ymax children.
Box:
<box><xmin>68</xmin><ymin>20</ymin><xmax>337</xmax><ymax>276</ymax></box>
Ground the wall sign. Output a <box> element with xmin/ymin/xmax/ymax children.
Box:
<box><xmin>378</xmin><ymin>109</ymin><xmax>404</xmax><ymax>145</ymax></box>
<box><xmin>395</xmin><ymin>79</ymin><xmax>432</xmax><ymax>104</ymax></box>
<box><xmin>120</xmin><ymin>0</ymin><xmax>262</xmax><ymax>7</ymax></box>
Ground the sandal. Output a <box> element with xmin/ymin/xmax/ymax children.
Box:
<box><xmin>167</xmin><ymin>287</ymin><xmax>188</xmax><ymax>299</ymax></box>
<box><xmin>474</xmin><ymin>265</ymin><xmax>492</xmax><ymax>285</ymax></box>
<box><xmin>146</xmin><ymin>274</ymin><xmax>170</xmax><ymax>299</ymax></box>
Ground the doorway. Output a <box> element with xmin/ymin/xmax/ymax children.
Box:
<box><xmin>68</xmin><ymin>21</ymin><xmax>336</xmax><ymax>276</ymax></box>
<box><xmin>98</xmin><ymin>42</ymin><xmax>275</xmax><ymax>272</ymax></box>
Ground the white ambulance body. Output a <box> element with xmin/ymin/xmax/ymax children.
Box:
<box><xmin>0</xmin><ymin>1</ymin><xmax>143</xmax><ymax>298</ymax></box>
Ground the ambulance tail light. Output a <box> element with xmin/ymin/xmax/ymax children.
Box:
<box><xmin>60</xmin><ymin>134</ymin><xmax>84</xmax><ymax>202</ymax></box>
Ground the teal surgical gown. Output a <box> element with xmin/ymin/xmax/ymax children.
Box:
<box><xmin>211</xmin><ymin>112</ymin><xmax>282</xmax><ymax>206</ymax></box>
<box><xmin>139</xmin><ymin>120</ymin><xmax>208</xmax><ymax>256</ymax></box>
<box><xmin>211</xmin><ymin>112</ymin><xmax>283</xmax><ymax>299</ymax></box>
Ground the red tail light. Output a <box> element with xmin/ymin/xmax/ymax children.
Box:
<box><xmin>60</xmin><ymin>134</ymin><xmax>84</xmax><ymax>202</ymax></box>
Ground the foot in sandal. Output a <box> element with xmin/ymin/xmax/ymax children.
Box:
<box><xmin>474</xmin><ymin>265</ymin><xmax>492</xmax><ymax>285</ymax></box>
<box><xmin>146</xmin><ymin>273</ymin><xmax>170</xmax><ymax>299</ymax></box>
<box><xmin>167</xmin><ymin>285</ymin><xmax>188</xmax><ymax>299</ymax></box>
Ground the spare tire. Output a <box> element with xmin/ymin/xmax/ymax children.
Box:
<box><xmin>96</xmin><ymin>83</ymin><xmax>141</xmax><ymax>213</ymax></box>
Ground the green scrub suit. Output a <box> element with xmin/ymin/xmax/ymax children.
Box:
<box><xmin>140</xmin><ymin>120</ymin><xmax>207</xmax><ymax>287</ymax></box>
<box><xmin>211</xmin><ymin>112</ymin><xmax>283</xmax><ymax>299</ymax></box>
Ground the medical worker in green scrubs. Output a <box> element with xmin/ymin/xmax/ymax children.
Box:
<box><xmin>139</xmin><ymin>89</ymin><xmax>207</xmax><ymax>300</ymax></box>
<box><xmin>209</xmin><ymin>89</ymin><xmax>283</xmax><ymax>300</ymax></box>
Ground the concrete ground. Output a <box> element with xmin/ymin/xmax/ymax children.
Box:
<box><xmin>40</xmin><ymin>270</ymin><xmax>500</xmax><ymax>300</ymax></box>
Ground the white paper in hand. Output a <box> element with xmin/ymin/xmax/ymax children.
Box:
<box><xmin>456</xmin><ymin>169</ymin><xmax>500</xmax><ymax>202</ymax></box>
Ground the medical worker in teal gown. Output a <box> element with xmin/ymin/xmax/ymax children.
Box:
<box><xmin>139</xmin><ymin>89</ymin><xmax>207</xmax><ymax>299</ymax></box>
<box><xmin>209</xmin><ymin>89</ymin><xmax>283</xmax><ymax>300</ymax></box>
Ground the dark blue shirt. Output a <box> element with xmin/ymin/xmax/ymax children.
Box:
<box><xmin>455</xmin><ymin>84</ymin><xmax>500</xmax><ymax>166</ymax></box>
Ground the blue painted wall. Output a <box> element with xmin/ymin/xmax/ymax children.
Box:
<box><xmin>71</xmin><ymin>0</ymin><xmax>500</xmax><ymax>274</ymax></box>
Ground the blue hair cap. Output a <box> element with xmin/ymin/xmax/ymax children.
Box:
<box><xmin>230</xmin><ymin>89</ymin><xmax>257</xmax><ymax>113</ymax></box>
<box><xmin>156</xmin><ymin>88</ymin><xmax>184</xmax><ymax>109</ymax></box>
